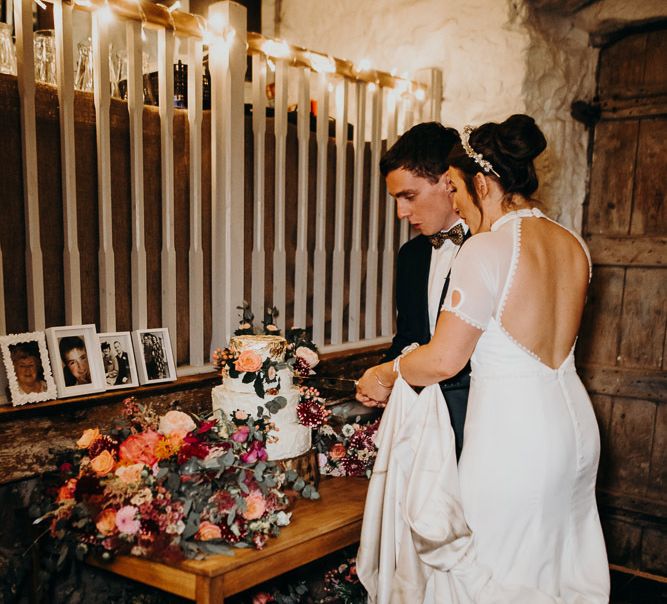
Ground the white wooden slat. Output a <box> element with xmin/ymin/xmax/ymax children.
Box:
<box><xmin>187</xmin><ymin>36</ymin><xmax>204</xmax><ymax>367</ymax></box>
<box><xmin>14</xmin><ymin>0</ymin><xmax>45</xmax><ymax>330</ymax></box>
<box><xmin>209</xmin><ymin>1</ymin><xmax>247</xmax><ymax>351</ymax></box>
<box><xmin>92</xmin><ymin>10</ymin><xmax>115</xmax><ymax>331</ymax></box>
<box><xmin>272</xmin><ymin>58</ymin><xmax>288</xmax><ymax>333</ymax></box>
<box><xmin>293</xmin><ymin>66</ymin><xmax>310</xmax><ymax>330</ymax></box>
<box><xmin>125</xmin><ymin>20</ymin><xmax>148</xmax><ymax>330</ymax></box>
<box><xmin>54</xmin><ymin>0</ymin><xmax>81</xmax><ymax>326</ymax></box>
<box><xmin>381</xmin><ymin>89</ymin><xmax>399</xmax><ymax>336</ymax></box>
<box><xmin>364</xmin><ymin>83</ymin><xmax>382</xmax><ymax>339</ymax></box>
<box><xmin>251</xmin><ymin>53</ymin><xmax>267</xmax><ymax>328</ymax></box>
<box><xmin>348</xmin><ymin>81</ymin><xmax>366</xmax><ymax>342</ymax></box>
<box><xmin>312</xmin><ymin>72</ymin><xmax>329</xmax><ymax>346</ymax></box>
<box><xmin>330</xmin><ymin>77</ymin><xmax>348</xmax><ymax>345</ymax></box>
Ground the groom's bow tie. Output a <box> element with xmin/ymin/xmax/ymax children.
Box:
<box><xmin>428</xmin><ymin>223</ymin><xmax>465</xmax><ymax>248</ymax></box>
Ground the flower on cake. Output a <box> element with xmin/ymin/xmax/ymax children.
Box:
<box><xmin>235</xmin><ymin>350</ymin><xmax>263</xmax><ymax>373</ymax></box>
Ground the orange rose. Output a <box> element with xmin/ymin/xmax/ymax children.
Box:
<box><xmin>242</xmin><ymin>491</ymin><xmax>267</xmax><ymax>520</ymax></box>
<box><xmin>115</xmin><ymin>463</ymin><xmax>144</xmax><ymax>484</ymax></box>
<box><xmin>77</xmin><ymin>428</ymin><xmax>100</xmax><ymax>449</ymax></box>
<box><xmin>196</xmin><ymin>521</ymin><xmax>222</xmax><ymax>541</ymax></box>
<box><xmin>329</xmin><ymin>443</ymin><xmax>347</xmax><ymax>461</ymax></box>
<box><xmin>234</xmin><ymin>350</ymin><xmax>262</xmax><ymax>373</ymax></box>
<box><xmin>96</xmin><ymin>508</ymin><xmax>117</xmax><ymax>536</ymax></box>
<box><xmin>119</xmin><ymin>431</ymin><xmax>161</xmax><ymax>466</ymax></box>
<box><xmin>56</xmin><ymin>478</ymin><xmax>77</xmax><ymax>502</ymax></box>
<box><xmin>90</xmin><ymin>450</ymin><xmax>115</xmax><ymax>476</ymax></box>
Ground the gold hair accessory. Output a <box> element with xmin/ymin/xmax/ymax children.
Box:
<box><xmin>461</xmin><ymin>125</ymin><xmax>500</xmax><ymax>178</ymax></box>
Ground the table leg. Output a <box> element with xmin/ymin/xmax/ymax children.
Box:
<box><xmin>195</xmin><ymin>575</ymin><xmax>225</xmax><ymax>603</ymax></box>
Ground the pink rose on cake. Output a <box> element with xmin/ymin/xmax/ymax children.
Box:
<box><xmin>159</xmin><ymin>410</ymin><xmax>196</xmax><ymax>439</ymax></box>
<box><xmin>295</xmin><ymin>346</ymin><xmax>319</xmax><ymax>368</ymax></box>
<box><xmin>235</xmin><ymin>350</ymin><xmax>262</xmax><ymax>373</ymax></box>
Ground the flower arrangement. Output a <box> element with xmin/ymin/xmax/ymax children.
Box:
<box><xmin>315</xmin><ymin>418</ymin><xmax>380</xmax><ymax>479</ymax></box>
<box><xmin>322</xmin><ymin>555</ymin><xmax>366</xmax><ymax>603</ymax></box>
<box><xmin>38</xmin><ymin>398</ymin><xmax>318</xmax><ymax>562</ymax></box>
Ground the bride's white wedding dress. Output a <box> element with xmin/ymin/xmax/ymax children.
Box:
<box><xmin>357</xmin><ymin>209</ymin><xmax>610</xmax><ymax>603</ymax></box>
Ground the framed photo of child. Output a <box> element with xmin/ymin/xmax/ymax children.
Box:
<box><xmin>97</xmin><ymin>332</ymin><xmax>139</xmax><ymax>390</ymax></box>
<box><xmin>0</xmin><ymin>331</ymin><xmax>58</xmax><ymax>405</ymax></box>
<box><xmin>132</xmin><ymin>328</ymin><xmax>177</xmax><ymax>385</ymax></box>
<box><xmin>46</xmin><ymin>325</ymin><xmax>106</xmax><ymax>398</ymax></box>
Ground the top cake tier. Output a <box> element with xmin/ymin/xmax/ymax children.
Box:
<box><xmin>229</xmin><ymin>335</ymin><xmax>287</xmax><ymax>363</ymax></box>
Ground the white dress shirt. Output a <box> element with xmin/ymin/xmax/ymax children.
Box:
<box><xmin>427</xmin><ymin>219</ymin><xmax>468</xmax><ymax>335</ymax></box>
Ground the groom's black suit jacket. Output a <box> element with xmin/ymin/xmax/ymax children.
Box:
<box><xmin>383</xmin><ymin>233</ymin><xmax>471</xmax><ymax>457</ymax></box>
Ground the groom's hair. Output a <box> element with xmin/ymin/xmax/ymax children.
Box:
<box><xmin>380</xmin><ymin>122</ymin><xmax>460</xmax><ymax>184</ymax></box>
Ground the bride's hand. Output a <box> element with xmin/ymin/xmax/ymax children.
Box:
<box><xmin>355</xmin><ymin>366</ymin><xmax>392</xmax><ymax>407</ymax></box>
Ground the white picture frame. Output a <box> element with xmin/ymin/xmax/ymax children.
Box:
<box><xmin>132</xmin><ymin>328</ymin><xmax>177</xmax><ymax>385</ymax></box>
<box><xmin>46</xmin><ymin>325</ymin><xmax>106</xmax><ymax>398</ymax></box>
<box><xmin>97</xmin><ymin>332</ymin><xmax>139</xmax><ymax>390</ymax></box>
<box><xmin>0</xmin><ymin>331</ymin><xmax>58</xmax><ymax>406</ymax></box>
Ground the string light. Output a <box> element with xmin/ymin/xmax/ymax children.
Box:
<box><xmin>306</xmin><ymin>52</ymin><xmax>335</xmax><ymax>74</ymax></box>
<box><xmin>414</xmin><ymin>88</ymin><xmax>426</xmax><ymax>102</ymax></box>
<box><xmin>357</xmin><ymin>58</ymin><xmax>371</xmax><ymax>72</ymax></box>
<box><xmin>74</xmin><ymin>0</ymin><xmax>93</xmax><ymax>6</ymax></box>
<box><xmin>368</xmin><ymin>82</ymin><xmax>377</xmax><ymax>93</ymax></box>
<box><xmin>97</xmin><ymin>2</ymin><xmax>114</xmax><ymax>26</ymax></box>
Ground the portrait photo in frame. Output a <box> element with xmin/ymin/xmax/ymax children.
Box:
<box><xmin>0</xmin><ymin>331</ymin><xmax>58</xmax><ymax>406</ymax></box>
<box><xmin>132</xmin><ymin>328</ymin><xmax>177</xmax><ymax>385</ymax></box>
<box><xmin>46</xmin><ymin>325</ymin><xmax>106</xmax><ymax>398</ymax></box>
<box><xmin>97</xmin><ymin>332</ymin><xmax>139</xmax><ymax>390</ymax></box>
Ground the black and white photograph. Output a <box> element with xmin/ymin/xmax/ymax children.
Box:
<box><xmin>45</xmin><ymin>325</ymin><xmax>105</xmax><ymax>398</ymax></box>
<box><xmin>0</xmin><ymin>331</ymin><xmax>57</xmax><ymax>405</ymax></box>
<box><xmin>132</xmin><ymin>328</ymin><xmax>177</xmax><ymax>385</ymax></box>
<box><xmin>97</xmin><ymin>331</ymin><xmax>139</xmax><ymax>390</ymax></box>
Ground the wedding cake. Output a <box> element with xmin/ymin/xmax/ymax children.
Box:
<box><xmin>212</xmin><ymin>334</ymin><xmax>312</xmax><ymax>461</ymax></box>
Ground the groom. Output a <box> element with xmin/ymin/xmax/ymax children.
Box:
<box><xmin>380</xmin><ymin>122</ymin><xmax>470</xmax><ymax>458</ymax></box>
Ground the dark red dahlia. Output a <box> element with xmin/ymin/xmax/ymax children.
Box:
<box><xmin>218</xmin><ymin>519</ymin><xmax>248</xmax><ymax>544</ymax></box>
<box><xmin>296</xmin><ymin>399</ymin><xmax>326</xmax><ymax>428</ymax></box>
<box><xmin>340</xmin><ymin>456</ymin><xmax>366</xmax><ymax>477</ymax></box>
<box><xmin>88</xmin><ymin>435</ymin><xmax>119</xmax><ymax>458</ymax></box>
<box><xmin>292</xmin><ymin>356</ymin><xmax>311</xmax><ymax>377</ymax></box>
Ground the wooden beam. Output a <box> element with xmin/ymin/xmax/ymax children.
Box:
<box><xmin>600</xmin><ymin>94</ymin><xmax>667</xmax><ymax>120</ymax></box>
<box><xmin>587</xmin><ymin>235</ymin><xmax>666</xmax><ymax>266</ymax></box>
<box><xmin>579</xmin><ymin>364</ymin><xmax>667</xmax><ymax>402</ymax></box>
<box><xmin>527</xmin><ymin>0</ymin><xmax>601</xmax><ymax>15</ymax></box>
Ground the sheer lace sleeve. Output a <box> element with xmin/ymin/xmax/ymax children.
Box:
<box><xmin>442</xmin><ymin>232</ymin><xmax>509</xmax><ymax>331</ymax></box>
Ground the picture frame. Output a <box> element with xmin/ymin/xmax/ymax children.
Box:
<box><xmin>97</xmin><ymin>332</ymin><xmax>139</xmax><ymax>390</ymax></box>
<box><xmin>46</xmin><ymin>325</ymin><xmax>106</xmax><ymax>398</ymax></box>
<box><xmin>0</xmin><ymin>331</ymin><xmax>58</xmax><ymax>406</ymax></box>
<box><xmin>132</xmin><ymin>328</ymin><xmax>177</xmax><ymax>385</ymax></box>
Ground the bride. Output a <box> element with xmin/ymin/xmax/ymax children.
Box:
<box><xmin>355</xmin><ymin>114</ymin><xmax>609</xmax><ymax>603</ymax></box>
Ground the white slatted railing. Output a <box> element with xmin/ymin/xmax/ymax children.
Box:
<box><xmin>3</xmin><ymin>0</ymin><xmax>441</xmax><ymax>369</ymax></box>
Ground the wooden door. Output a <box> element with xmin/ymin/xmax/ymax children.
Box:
<box><xmin>578</xmin><ymin>26</ymin><xmax>667</xmax><ymax>578</ymax></box>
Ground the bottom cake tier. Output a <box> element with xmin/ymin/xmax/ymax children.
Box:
<box><xmin>211</xmin><ymin>384</ymin><xmax>312</xmax><ymax>461</ymax></box>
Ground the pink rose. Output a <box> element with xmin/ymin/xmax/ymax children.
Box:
<box><xmin>295</xmin><ymin>346</ymin><xmax>319</xmax><ymax>368</ymax></box>
<box><xmin>231</xmin><ymin>425</ymin><xmax>250</xmax><ymax>443</ymax></box>
<box><xmin>115</xmin><ymin>463</ymin><xmax>144</xmax><ymax>484</ymax></box>
<box><xmin>196</xmin><ymin>521</ymin><xmax>222</xmax><ymax>541</ymax></box>
<box><xmin>242</xmin><ymin>491</ymin><xmax>267</xmax><ymax>520</ymax></box>
<box><xmin>119</xmin><ymin>431</ymin><xmax>161</xmax><ymax>466</ymax></box>
<box><xmin>159</xmin><ymin>410</ymin><xmax>196</xmax><ymax>438</ymax></box>
<box><xmin>115</xmin><ymin>505</ymin><xmax>141</xmax><ymax>535</ymax></box>
<box><xmin>234</xmin><ymin>410</ymin><xmax>248</xmax><ymax>420</ymax></box>
<box><xmin>252</xmin><ymin>593</ymin><xmax>274</xmax><ymax>604</ymax></box>
<box><xmin>235</xmin><ymin>350</ymin><xmax>262</xmax><ymax>373</ymax></box>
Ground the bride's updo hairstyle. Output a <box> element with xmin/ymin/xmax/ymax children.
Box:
<box><xmin>447</xmin><ymin>114</ymin><xmax>547</xmax><ymax>209</ymax></box>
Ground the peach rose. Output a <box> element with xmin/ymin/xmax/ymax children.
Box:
<box><xmin>77</xmin><ymin>428</ymin><xmax>100</xmax><ymax>449</ymax></box>
<box><xmin>115</xmin><ymin>463</ymin><xmax>144</xmax><ymax>484</ymax></box>
<box><xmin>196</xmin><ymin>521</ymin><xmax>222</xmax><ymax>541</ymax></box>
<box><xmin>295</xmin><ymin>346</ymin><xmax>319</xmax><ymax>368</ymax></box>
<box><xmin>96</xmin><ymin>508</ymin><xmax>117</xmax><ymax>536</ymax></box>
<box><xmin>329</xmin><ymin>443</ymin><xmax>347</xmax><ymax>461</ymax></box>
<box><xmin>119</xmin><ymin>431</ymin><xmax>161</xmax><ymax>466</ymax></box>
<box><xmin>158</xmin><ymin>410</ymin><xmax>196</xmax><ymax>438</ymax></box>
<box><xmin>90</xmin><ymin>450</ymin><xmax>115</xmax><ymax>476</ymax></box>
<box><xmin>235</xmin><ymin>350</ymin><xmax>262</xmax><ymax>373</ymax></box>
<box><xmin>242</xmin><ymin>491</ymin><xmax>267</xmax><ymax>520</ymax></box>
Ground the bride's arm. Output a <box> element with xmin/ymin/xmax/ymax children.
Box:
<box><xmin>356</xmin><ymin>311</ymin><xmax>482</xmax><ymax>404</ymax></box>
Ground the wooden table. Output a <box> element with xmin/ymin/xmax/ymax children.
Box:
<box><xmin>88</xmin><ymin>477</ymin><xmax>369</xmax><ymax>603</ymax></box>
